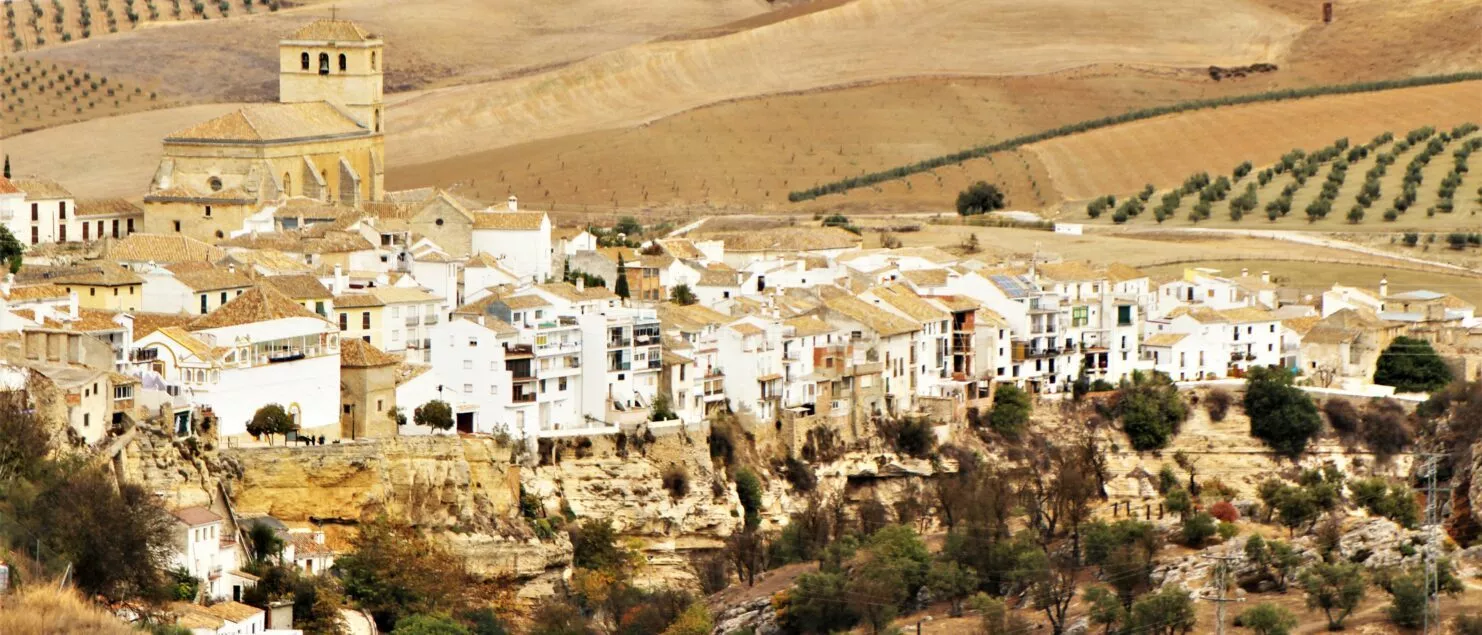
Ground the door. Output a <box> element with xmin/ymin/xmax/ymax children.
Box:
<box><xmin>456</xmin><ymin>412</ymin><xmax>474</xmax><ymax>434</ymax></box>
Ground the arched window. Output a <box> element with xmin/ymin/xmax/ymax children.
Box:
<box><xmin>370</xmin><ymin>51</ymin><xmax>377</xmax><ymax>70</ymax></box>
<box><xmin>338</xmin><ymin>53</ymin><xmax>347</xmax><ymax>72</ymax></box>
<box><xmin>319</xmin><ymin>53</ymin><xmax>330</xmax><ymax>75</ymax></box>
<box><xmin>282</xmin><ymin>172</ymin><xmax>291</xmax><ymax>196</ymax></box>
<box><xmin>300</xmin><ymin>52</ymin><xmax>310</xmax><ymax>70</ymax></box>
<box><xmin>374</xmin><ymin>109</ymin><xmax>381</xmax><ymax>132</ymax></box>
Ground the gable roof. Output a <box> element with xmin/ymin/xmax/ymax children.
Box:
<box><xmin>132</xmin><ymin>312</ymin><xmax>197</xmax><ymax>339</ymax></box>
<box><xmin>30</xmin><ymin>263</ymin><xmax>142</xmax><ymax>286</ymax></box>
<box><xmin>472</xmin><ymin>211</ymin><xmax>546</xmax><ymax>231</ymax></box>
<box><xmin>262</xmin><ymin>274</ymin><xmax>331</xmax><ymax>299</ymax></box>
<box><xmin>1036</xmin><ymin>261</ymin><xmax>1103</xmax><ymax>283</ymax></box>
<box><xmin>341</xmin><ymin>338</ymin><xmax>398</xmax><ymax>368</ymax></box>
<box><xmin>823</xmin><ymin>295</ymin><xmax>919</xmax><ymax>337</ymax></box>
<box><xmin>168</xmin><ymin>266</ymin><xmax>253</xmax><ymax>292</ymax></box>
<box><xmin>1143</xmin><ymin>333</ymin><xmax>1189</xmax><ymax>347</ymax></box>
<box><xmin>188</xmin><ymin>286</ymin><xmax>327</xmax><ymax>331</ymax></box>
<box><xmin>101</xmin><ymin>233</ymin><xmax>225</xmax><ymax>263</ymax></box>
<box><xmin>10</xmin><ymin>177</ymin><xmax>72</xmax><ymax>200</ymax></box>
<box><xmin>0</xmin><ymin>176</ymin><xmax>18</xmax><ymax>195</ymax></box>
<box><xmin>75</xmin><ymin>198</ymin><xmax>143</xmax><ymax>218</ymax></box>
<box><xmin>334</xmin><ymin>293</ymin><xmax>384</xmax><ymax>309</ymax></box>
<box><xmin>535</xmin><ymin>282</ymin><xmax>616</xmax><ymax>303</ymax></box>
<box><xmin>171</xmin><ymin>506</ymin><xmax>221</xmax><ymax>526</ymax></box>
<box><xmin>870</xmin><ymin>285</ymin><xmax>950</xmax><ymax>323</ymax></box>
<box><xmin>4</xmin><ymin>284</ymin><xmax>69</xmax><ymax>301</ymax></box>
<box><xmin>713</xmin><ymin>227</ymin><xmax>862</xmax><ymax>252</ymax></box>
<box><xmin>1104</xmin><ymin>263</ymin><xmax>1148</xmax><ymax>283</ymax></box>
<box><xmin>784</xmin><ymin>315</ymin><xmax>836</xmax><ymax>338</ymax></box>
<box><xmin>166</xmin><ymin>103</ymin><xmax>366</xmax><ymax>143</ymax></box>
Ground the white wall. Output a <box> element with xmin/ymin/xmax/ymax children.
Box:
<box><xmin>471</xmin><ymin>220</ymin><xmax>553</xmax><ymax>283</ymax></box>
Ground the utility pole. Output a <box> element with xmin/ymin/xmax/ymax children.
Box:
<box><xmin>1418</xmin><ymin>451</ymin><xmax>1452</xmax><ymax>635</ymax></box>
<box><xmin>1201</xmin><ymin>550</ymin><xmax>1244</xmax><ymax>635</ymax></box>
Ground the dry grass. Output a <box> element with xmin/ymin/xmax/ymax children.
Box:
<box><xmin>0</xmin><ymin>586</ymin><xmax>136</xmax><ymax>635</ymax></box>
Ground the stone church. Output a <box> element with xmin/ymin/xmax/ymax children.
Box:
<box><xmin>144</xmin><ymin>19</ymin><xmax>385</xmax><ymax>241</ymax></box>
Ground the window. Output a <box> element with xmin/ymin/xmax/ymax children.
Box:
<box><xmin>200</xmin><ymin>295</ymin><xmax>208</xmax><ymax>314</ymax></box>
<box><xmin>30</xmin><ymin>203</ymin><xmax>37</xmax><ymax>221</ymax></box>
<box><xmin>391</xmin><ymin>330</ymin><xmax>399</xmax><ymax>342</ymax></box>
<box><xmin>315</xmin><ymin>301</ymin><xmax>326</xmax><ymax>316</ymax></box>
<box><xmin>463</xmin><ymin>383</ymin><xmax>473</xmax><ymax>394</ymax></box>
<box><xmin>376</xmin><ymin>399</ymin><xmax>383</xmax><ymax>412</ymax></box>
<box><xmin>1072</xmin><ymin>306</ymin><xmax>1088</xmax><ymax>327</ymax></box>
<box><xmin>491</xmin><ymin>385</ymin><xmax>498</xmax><ymax>395</ymax></box>
<box><xmin>319</xmin><ymin>52</ymin><xmax>330</xmax><ymax>75</ymax></box>
<box><xmin>207</xmin><ymin>176</ymin><xmax>222</xmax><ymax>192</ymax></box>
<box><xmin>392</xmin><ymin>306</ymin><xmax>400</xmax><ymax>318</ymax></box>
<box><xmin>362</xmin><ymin>312</ymin><xmax>371</xmax><ymax>329</ymax></box>
<box><xmin>30</xmin><ymin>227</ymin><xmax>37</xmax><ymax>245</ymax></box>
<box><xmin>490</xmin><ymin>361</ymin><xmax>497</xmax><ymax>371</ymax></box>
<box><xmin>343</xmin><ymin>404</ymin><xmax>352</xmax><ymax>414</ymax></box>
<box><xmin>58</xmin><ymin>225</ymin><xmax>65</xmax><ymax>242</ymax></box>
<box><xmin>1117</xmin><ymin>305</ymin><xmax>1133</xmax><ymax>326</ymax></box>
<box><xmin>204</xmin><ymin>205</ymin><xmax>212</xmax><ymax>217</ymax></box>
<box><xmin>371</xmin><ymin>51</ymin><xmax>377</xmax><ymax>69</ymax></box>
<box><xmin>173</xmin><ymin>221</ymin><xmax>181</xmax><ymax>233</ymax></box>
<box><xmin>83</xmin><ymin>413</ymin><xmax>90</xmax><ymax>427</ymax></box>
<box><xmin>338</xmin><ymin>53</ymin><xmax>347</xmax><ymax>72</ymax></box>
<box><xmin>463</xmin><ymin>360</ymin><xmax>472</xmax><ymax>370</ymax></box>
<box><xmin>58</xmin><ymin>201</ymin><xmax>66</xmax><ymax>219</ymax></box>
<box><xmin>339</xmin><ymin>313</ymin><xmax>348</xmax><ymax>331</ymax></box>
<box><xmin>83</xmin><ymin>223</ymin><xmax>89</xmax><ymax>241</ymax></box>
<box><xmin>220</xmin><ymin>292</ymin><xmax>227</xmax><ymax>305</ymax></box>
<box><xmin>559</xmin><ymin>377</ymin><xmax>567</xmax><ymax>391</ymax></box>
<box><xmin>468</xmin><ymin>337</ymin><xmax>478</xmax><ymax>347</ymax></box>
<box><xmin>301</xmin><ymin>51</ymin><xmax>310</xmax><ymax>70</ymax></box>
<box><xmin>1270</xmin><ymin>324</ymin><xmax>1276</xmax><ymax>333</ymax></box>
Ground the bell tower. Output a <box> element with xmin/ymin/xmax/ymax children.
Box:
<box><xmin>278</xmin><ymin>18</ymin><xmax>385</xmax><ymax>133</ymax></box>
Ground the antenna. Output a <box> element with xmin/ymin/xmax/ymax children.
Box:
<box><xmin>1418</xmin><ymin>451</ymin><xmax>1452</xmax><ymax>635</ymax></box>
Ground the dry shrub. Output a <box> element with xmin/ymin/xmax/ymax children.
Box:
<box><xmin>0</xmin><ymin>586</ymin><xmax>136</xmax><ymax>634</ymax></box>
<box><xmin>662</xmin><ymin>464</ymin><xmax>690</xmax><ymax>499</ymax></box>
<box><xmin>1205</xmin><ymin>388</ymin><xmax>1233</xmax><ymax>422</ymax></box>
<box><xmin>1360</xmin><ymin>398</ymin><xmax>1413</xmax><ymax>462</ymax></box>
<box><xmin>1323</xmin><ymin>399</ymin><xmax>1362</xmax><ymax>436</ymax></box>
<box><xmin>1209</xmin><ymin>500</ymin><xmax>1240</xmax><ymax>523</ymax></box>
<box><xmin>691</xmin><ymin>551</ymin><xmax>730</xmax><ymax>595</ymax></box>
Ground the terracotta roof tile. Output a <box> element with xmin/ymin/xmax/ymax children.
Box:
<box><xmin>340</xmin><ymin>338</ymin><xmax>398</xmax><ymax>367</ymax></box>
<box><xmin>1143</xmin><ymin>333</ymin><xmax>1189</xmax><ymax>347</ymax></box>
<box><xmin>172</xmin><ymin>506</ymin><xmax>221</xmax><ymax>526</ymax></box>
<box><xmin>189</xmin><ymin>286</ymin><xmax>328</xmax><ymax>330</ymax></box>
<box><xmin>334</xmin><ymin>293</ymin><xmax>384</xmax><ymax>308</ymax></box>
<box><xmin>784</xmin><ymin>315</ymin><xmax>835</xmax><ymax>338</ymax></box>
<box><xmin>0</xmin><ymin>176</ymin><xmax>18</xmax><ymax>195</ymax></box>
<box><xmin>205</xmin><ymin>601</ymin><xmax>262</xmax><ymax>623</ymax></box>
<box><xmin>287</xmin><ymin>19</ymin><xmax>376</xmax><ymax>42</ymax></box>
<box><xmin>4</xmin><ymin>284</ymin><xmax>69</xmax><ymax>301</ymax></box>
<box><xmin>133</xmin><ymin>312</ymin><xmax>197</xmax><ymax>339</ymax></box>
<box><xmin>75</xmin><ymin>198</ymin><xmax>143</xmax><ymax>218</ymax></box>
<box><xmin>823</xmin><ymin>295</ymin><xmax>919</xmax><ymax>337</ymax></box>
<box><xmin>262</xmin><ymin>275</ymin><xmax>331</xmax><ymax>299</ymax></box>
<box><xmin>712</xmin><ymin>227</ymin><xmax>861</xmax><ymax>252</ymax></box>
<box><xmin>28</xmin><ymin>263</ymin><xmax>142</xmax><ymax>286</ymax></box>
<box><xmin>10</xmin><ymin>177</ymin><xmax>72</xmax><ymax>199</ymax></box>
<box><xmin>169</xmin><ymin>266</ymin><xmax>254</xmax><ymax>292</ymax></box>
<box><xmin>102</xmin><ymin>234</ymin><xmax>225</xmax><ymax>264</ymax></box>
<box><xmin>167</xmin><ymin>103</ymin><xmax>367</xmax><ymax>143</ymax></box>
<box><xmin>471</xmin><ymin>211</ymin><xmax>546</xmax><ymax>230</ymax></box>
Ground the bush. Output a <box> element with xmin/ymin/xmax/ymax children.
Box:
<box><xmin>1114</xmin><ymin>371</ymin><xmax>1188</xmax><ymax>450</ymax></box>
<box><xmin>735</xmin><ymin>469</ymin><xmax>763</xmax><ymax>530</ymax></box>
<box><xmin>985</xmin><ymin>384</ymin><xmax>1031</xmax><ymax>437</ymax></box>
<box><xmin>883</xmin><ymin>416</ymin><xmax>935</xmax><ymax>457</ymax></box>
<box><xmin>569</xmin><ymin>519</ymin><xmax>625</xmax><ymax>571</ymax></box>
<box><xmin>1238</xmin><ymin>603</ymin><xmax>1297</xmax><ymax>635</ymax></box>
<box><xmin>662</xmin><ymin>465</ymin><xmax>689</xmax><ymax>499</ymax></box>
<box><xmin>1217</xmin><ymin>522</ymin><xmax>1240</xmax><ymax>541</ymax></box>
<box><xmin>1245</xmin><ymin>366</ymin><xmax>1321</xmax><ymax>459</ymax></box>
<box><xmin>956</xmin><ymin>181</ymin><xmax>1005</xmax><ymax>216</ymax></box>
<box><xmin>1209</xmin><ymin>500</ymin><xmax>1239</xmax><ymax>523</ymax></box>
<box><xmin>1373</xmin><ymin>336</ymin><xmax>1453</xmax><ymax>393</ymax></box>
<box><xmin>1205</xmin><ymin>388</ymin><xmax>1233</xmax><ymax>421</ymax></box>
<box><xmin>1322</xmin><ymin>399</ymin><xmax>1361</xmax><ymax>435</ymax></box>
<box><xmin>413</xmin><ymin>400</ymin><xmax>454</xmax><ymax>431</ymax></box>
<box><xmin>782</xmin><ymin>455</ymin><xmax>816</xmax><ymax>492</ymax></box>
<box><xmin>1181</xmin><ymin>512</ymin><xmax>1216</xmax><ymax>547</ymax></box>
<box><xmin>1359</xmin><ymin>398</ymin><xmax>1412</xmax><ymax>462</ymax></box>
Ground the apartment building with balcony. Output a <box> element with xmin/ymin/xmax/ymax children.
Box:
<box><xmin>1148</xmin><ymin>305</ymin><xmax>1282</xmax><ymax>376</ymax></box>
<box><xmin>430</xmin><ymin>315</ymin><xmax>515</xmax><ymax>434</ymax></box>
<box><xmin>817</xmin><ymin>294</ymin><xmax>919</xmax><ymax>414</ymax></box>
<box><xmin>596</xmin><ymin>308</ymin><xmax>663</xmax><ymax>426</ymax></box>
<box><xmin>715</xmin><ymin>317</ymin><xmax>784</xmax><ymax>423</ymax></box>
<box><xmin>130</xmin><ymin>286</ymin><xmax>342</xmax><ymax>441</ymax></box>
<box><xmin>333</xmin><ymin>286</ymin><xmax>442</xmax><ymax>362</ymax></box>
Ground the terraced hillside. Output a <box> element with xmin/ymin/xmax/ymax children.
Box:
<box><xmin>2</xmin><ymin>57</ymin><xmax>170</xmax><ymax>134</ymax></box>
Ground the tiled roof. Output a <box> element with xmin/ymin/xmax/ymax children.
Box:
<box><xmin>171</xmin><ymin>506</ymin><xmax>221</xmax><ymax>526</ymax></box>
<box><xmin>728</xmin><ymin>322</ymin><xmax>764</xmax><ymax>337</ymax></box>
<box><xmin>206</xmin><ymin>601</ymin><xmax>263</xmax><ymax>623</ymax></box>
<box><xmin>132</xmin><ymin>312</ymin><xmax>197</xmax><ymax>339</ymax></box>
<box><xmin>219</xmin><ymin>229</ymin><xmax>374</xmax><ymax>254</ymax></box>
<box><xmin>341</xmin><ymin>338</ymin><xmax>398</xmax><ymax>367</ymax></box>
<box><xmin>288</xmin><ymin>19</ymin><xmax>376</xmax><ymax>42</ymax></box>
<box><xmin>784</xmin><ymin>315</ymin><xmax>835</xmax><ymax>338</ymax></box>
<box><xmin>4</xmin><ymin>284</ymin><xmax>69</xmax><ymax>301</ymax></box>
<box><xmin>465</xmin><ymin>252</ymin><xmax>504</xmax><ymax>269</ymax></box>
<box><xmin>551</xmin><ymin>226</ymin><xmax>588</xmax><ymax>240</ymax></box>
<box><xmin>42</xmin><ymin>309</ymin><xmax>125</xmax><ymax>333</ymax></box>
<box><xmin>166</xmin><ymin>103</ymin><xmax>366</xmax><ymax>143</ymax></box>
<box><xmin>713</xmin><ymin>227</ymin><xmax>862</xmax><ymax>252</ymax></box>
<box><xmin>369</xmin><ymin>287</ymin><xmax>440</xmax><ymax>305</ymax></box>
<box><xmin>1215</xmin><ymin>307</ymin><xmax>1277</xmax><ymax>323</ymax></box>
<box><xmin>1143</xmin><ymin>333</ymin><xmax>1189</xmax><ymax>347</ymax></box>
<box><xmin>1036</xmin><ymin>261</ymin><xmax>1103</xmax><ymax>282</ymax></box>
<box><xmin>189</xmin><ymin>286</ymin><xmax>328</xmax><ymax>330</ymax></box>
<box><xmin>823</xmin><ymin>295</ymin><xmax>919</xmax><ymax>337</ymax></box>
<box><xmin>657</xmin><ymin>303</ymin><xmax>730</xmax><ymax>332</ymax></box>
<box><xmin>102</xmin><ymin>234</ymin><xmax>224</xmax><ymax>264</ymax></box>
<box><xmin>499</xmin><ymin>294</ymin><xmax>552</xmax><ymax>310</ymax></box>
<box><xmin>75</xmin><ymin>198</ymin><xmax>143</xmax><ymax>218</ymax></box>
<box><xmin>1282</xmin><ymin>316</ymin><xmax>1322</xmax><ymax>336</ymax></box>
<box><xmin>334</xmin><ymin>293</ymin><xmax>384</xmax><ymax>308</ymax></box>
<box><xmin>397</xmin><ymin>363</ymin><xmax>433</xmax><ymax>385</ymax></box>
<box><xmin>170</xmin><ymin>266</ymin><xmax>253</xmax><ymax>292</ymax></box>
<box><xmin>535</xmin><ymin>282</ymin><xmax>615</xmax><ymax>302</ymax></box>
<box><xmin>471</xmin><ymin>212</ymin><xmax>545</xmax><ymax>230</ymax></box>
<box><xmin>657</xmin><ymin>239</ymin><xmax>703</xmax><ymax>260</ymax></box>
<box><xmin>901</xmin><ymin>269</ymin><xmax>950</xmax><ymax>288</ymax></box>
<box><xmin>262</xmin><ymin>275</ymin><xmax>331</xmax><ymax>299</ymax></box>
<box><xmin>227</xmin><ymin>249</ymin><xmax>313</xmax><ymax>274</ymax></box>
<box><xmin>0</xmin><ymin>176</ymin><xmax>18</xmax><ymax>195</ymax></box>
<box><xmin>871</xmin><ymin>285</ymin><xmax>949</xmax><ymax>323</ymax></box>
<box><xmin>698</xmin><ymin>269</ymin><xmax>743</xmax><ymax>287</ymax></box>
<box><xmin>31</xmin><ymin>263</ymin><xmax>142</xmax><ymax>286</ymax></box>
<box><xmin>286</xmin><ymin>533</ymin><xmax>334</xmax><ymax>557</ymax></box>
<box><xmin>157</xmin><ymin>326</ymin><xmax>221</xmax><ymax>360</ymax></box>
<box><xmin>1104</xmin><ymin>263</ymin><xmax>1148</xmax><ymax>283</ymax></box>
<box><xmin>10</xmin><ymin>177</ymin><xmax>72</xmax><ymax>199</ymax></box>
<box><xmin>1303</xmin><ymin>326</ymin><xmax>1361</xmax><ymax>345</ymax></box>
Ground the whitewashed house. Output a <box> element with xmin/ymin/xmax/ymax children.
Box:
<box><xmin>469</xmin><ymin>197</ymin><xmax>552</xmax><ymax>283</ymax></box>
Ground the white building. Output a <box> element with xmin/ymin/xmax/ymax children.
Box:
<box><xmin>1148</xmin><ymin>305</ymin><xmax>1283</xmax><ymax>375</ymax></box>
<box><xmin>131</xmin><ymin>287</ymin><xmax>342</xmax><ymax>441</ymax></box>
<box><xmin>8</xmin><ymin>177</ymin><xmax>75</xmax><ymax>245</ymax></box>
<box><xmin>169</xmin><ymin>506</ymin><xmax>256</xmax><ymax>603</ymax></box>
<box><xmin>142</xmin><ymin>264</ymin><xmax>255</xmax><ymax>315</ymax></box>
<box><xmin>819</xmin><ymin>294</ymin><xmax>919</xmax><ymax>414</ymax></box>
<box><xmin>469</xmin><ymin>198</ymin><xmax>552</xmax><ymax>283</ymax></box>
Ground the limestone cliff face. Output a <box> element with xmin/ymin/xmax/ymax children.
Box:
<box><xmin>120</xmin><ymin>423</ymin><xmax>241</xmax><ymax>511</ymax></box>
<box><xmin>224</xmin><ymin>436</ymin><xmax>521</xmax><ymax>531</ymax></box>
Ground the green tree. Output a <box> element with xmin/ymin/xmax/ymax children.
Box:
<box><xmin>613</xmin><ymin>216</ymin><xmax>643</xmax><ymax>237</ymax></box>
<box><xmin>527</xmin><ymin>599</ymin><xmax>592</xmax><ymax>635</ymax></box>
<box><xmin>1299</xmin><ymin>562</ymin><xmax>1367</xmax><ymax>631</ymax></box>
<box><xmin>29</xmin><ymin>468</ymin><xmax>176</xmax><ymax>604</ymax></box>
<box><xmin>413</xmin><ymin>400</ymin><xmax>454</xmax><ymax>431</ymax></box>
<box><xmin>956</xmin><ymin>181</ymin><xmax>1005</xmax><ymax>216</ymax></box>
<box><xmin>246</xmin><ymin>521</ymin><xmax>284</xmax><ymax>566</ymax></box>
<box><xmin>926</xmin><ymin>560</ymin><xmax>978</xmax><ymax>616</ymax></box>
<box><xmin>569</xmin><ymin>519</ymin><xmax>627</xmax><ymax>572</ymax></box>
<box><xmin>1163</xmin><ymin>487</ymin><xmax>1192</xmax><ymax>521</ymax></box>
<box><xmin>970</xmin><ymin>594</ymin><xmax>1031</xmax><ymax>635</ymax></box>
<box><xmin>1113</xmin><ymin>371</ymin><xmax>1187</xmax><ymax>450</ymax></box>
<box><xmin>1179</xmin><ymin>512</ymin><xmax>1216</xmax><ymax>547</ymax></box>
<box><xmin>669</xmin><ymin>283</ymin><xmax>696</xmax><ymax>305</ymax></box>
<box><xmin>986</xmin><ymin>384</ymin><xmax>1032</xmax><ymax>437</ymax></box>
<box><xmin>392</xmin><ymin>615</ymin><xmax>470</xmax><ymax>635</ymax></box>
<box><xmin>1085</xmin><ymin>586</ymin><xmax>1127</xmax><ymax>634</ymax></box>
<box><xmin>1238</xmin><ymin>603</ymin><xmax>1297</xmax><ymax>635</ymax></box>
<box><xmin>614</xmin><ymin>257</ymin><xmax>630</xmax><ymax>299</ymax></box>
<box><xmin>779</xmin><ymin>572</ymin><xmax>856</xmax><ymax>634</ymax></box>
<box><xmin>660</xmin><ymin>604</ymin><xmax>713</xmax><ymax>635</ymax></box>
<box><xmin>1244</xmin><ymin>366</ymin><xmax>1321</xmax><ymax>458</ymax></box>
<box><xmin>1129</xmin><ymin>585</ymin><xmax>1197</xmax><ymax>634</ymax></box>
<box><xmin>248</xmin><ymin>403</ymin><xmax>298</xmax><ymax>445</ymax></box>
<box><xmin>336</xmin><ymin>518</ymin><xmax>469</xmax><ymax>632</ymax></box>
<box><xmin>735</xmin><ymin>469</ymin><xmax>763</xmax><ymax>530</ymax></box>
<box><xmin>1383</xmin><ymin>560</ymin><xmax>1462</xmax><ymax>628</ymax></box>
<box><xmin>1373</xmin><ymin>336</ymin><xmax>1453</xmax><ymax>393</ymax></box>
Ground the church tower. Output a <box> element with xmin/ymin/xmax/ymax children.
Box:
<box><xmin>278</xmin><ymin>19</ymin><xmax>384</xmax><ymax>134</ymax></box>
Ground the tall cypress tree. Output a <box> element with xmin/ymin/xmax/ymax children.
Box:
<box><xmin>614</xmin><ymin>256</ymin><xmax>630</xmax><ymax>299</ymax></box>
<box><xmin>3</xmin><ymin>155</ymin><xmax>10</xmax><ymax>179</ymax></box>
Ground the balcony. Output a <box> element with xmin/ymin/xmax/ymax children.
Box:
<box><xmin>511</xmin><ymin>389</ymin><xmax>536</xmax><ymax>403</ymax></box>
<box><xmin>647</xmin><ymin>358</ymin><xmax>662</xmax><ymax>370</ymax></box>
<box><xmin>405</xmin><ymin>315</ymin><xmax>419</xmax><ymax>326</ymax></box>
<box><xmin>505</xmin><ymin>344</ymin><xmax>534</xmax><ymax>358</ymax></box>
<box><xmin>608</xmin><ymin>338</ymin><xmax>632</xmax><ymax>349</ymax></box>
<box><xmin>425</xmin><ymin>314</ymin><xmax>440</xmax><ymax>325</ymax></box>
<box><xmin>610</xmin><ymin>360</ymin><xmax>632</xmax><ymax>372</ymax></box>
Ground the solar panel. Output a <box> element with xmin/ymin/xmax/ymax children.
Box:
<box><xmin>990</xmin><ymin>274</ymin><xmax>1034</xmax><ymax>299</ymax></box>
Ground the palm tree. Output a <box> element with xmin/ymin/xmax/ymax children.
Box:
<box><xmin>246</xmin><ymin>522</ymin><xmax>283</xmax><ymax>567</ymax></box>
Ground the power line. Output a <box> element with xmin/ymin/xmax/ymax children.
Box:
<box><xmin>1417</xmin><ymin>450</ymin><xmax>1451</xmax><ymax>635</ymax></box>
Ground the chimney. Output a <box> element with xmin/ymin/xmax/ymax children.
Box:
<box><xmin>333</xmin><ymin>264</ymin><xmax>345</xmax><ymax>294</ymax></box>
<box><xmin>1240</xmin><ymin>267</ymin><xmax>1249</xmax><ymax>278</ymax></box>
<box><xmin>507</xmin><ymin>195</ymin><xmax>518</xmax><ymax>213</ymax></box>
<box><xmin>228</xmin><ymin>263</ymin><xmax>236</xmax><ymax>275</ymax></box>
<box><xmin>1260</xmin><ymin>271</ymin><xmax>1270</xmax><ymax>284</ymax></box>
<box><xmin>69</xmin><ymin>290</ymin><xmax>79</xmax><ymax>319</ymax></box>
<box><xmin>575</xmin><ymin>277</ymin><xmax>585</xmax><ymax>292</ymax></box>
<box><xmin>1379</xmin><ymin>276</ymin><xmax>1388</xmax><ymax>298</ymax></box>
